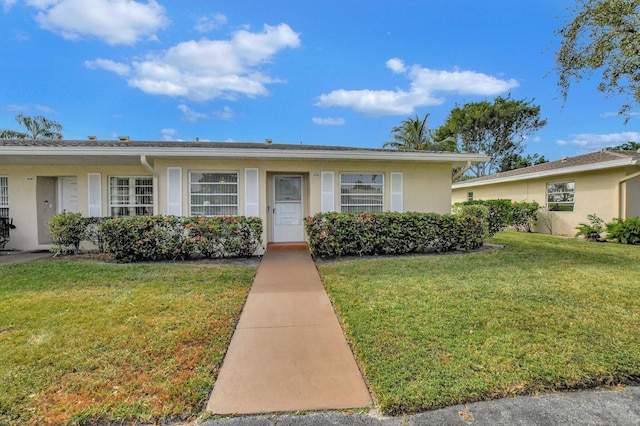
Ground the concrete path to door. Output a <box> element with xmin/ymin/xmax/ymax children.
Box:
<box><xmin>207</xmin><ymin>246</ymin><xmax>371</xmax><ymax>415</ymax></box>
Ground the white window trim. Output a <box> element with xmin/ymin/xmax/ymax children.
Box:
<box><xmin>108</xmin><ymin>176</ymin><xmax>154</xmax><ymax>216</ymax></box>
<box><xmin>0</xmin><ymin>176</ymin><xmax>8</xmax><ymax>218</ymax></box>
<box><xmin>546</xmin><ymin>181</ymin><xmax>575</xmax><ymax>212</ymax></box>
<box><xmin>339</xmin><ymin>172</ymin><xmax>385</xmax><ymax>213</ymax></box>
<box><xmin>189</xmin><ymin>171</ymin><xmax>239</xmax><ymax>217</ymax></box>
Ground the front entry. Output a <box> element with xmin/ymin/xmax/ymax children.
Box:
<box><xmin>273</xmin><ymin>175</ymin><xmax>304</xmax><ymax>242</ymax></box>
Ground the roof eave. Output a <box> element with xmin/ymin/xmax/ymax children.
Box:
<box><xmin>0</xmin><ymin>146</ymin><xmax>490</xmax><ymax>163</ymax></box>
<box><xmin>452</xmin><ymin>158</ymin><xmax>637</xmax><ymax>189</ymax></box>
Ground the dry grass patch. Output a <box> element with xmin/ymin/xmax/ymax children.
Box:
<box><xmin>319</xmin><ymin>232</ymin><xmax>640</xmax><ymax>414</ymax></box>
<box><xmin>0</xmin><ymin>259</ymin><xmax>255</xmax><ymax>425</ymax></box>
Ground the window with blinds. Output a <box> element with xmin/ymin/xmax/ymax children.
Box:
<box><xmin>109</xmin><ymin>176</ymin><xmax>154</xmax><ymax>216</ymax></box>
<box><xmin>340</xmin><ymin>173</ymin><xmax>384</xmax><ymax>213</ymax></box>
<box><xmin>189</xmin><ymin>172</ymin><xmax>239</xmax><ymax>216</ymax></box>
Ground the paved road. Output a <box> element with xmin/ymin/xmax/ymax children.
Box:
<box><xmin>202</xmin><ymin>385</ymin><xmax>640</xmax><ymax>425</ymax></box>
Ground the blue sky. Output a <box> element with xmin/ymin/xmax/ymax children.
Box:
<box><xmin>1</xmin><ymin>0</ymin><xmax>639</xmax><ymax>161</ymax></box>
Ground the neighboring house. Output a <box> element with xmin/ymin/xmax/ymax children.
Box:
<box><xmin>0</xmin><ymin>139</ymin><xmax>488</xmax><ymax>252</ymax></box>
<box><xmin>452</xmin><ymin>150</ymin><xmax>640</xmax><ymax>236</ymax></box>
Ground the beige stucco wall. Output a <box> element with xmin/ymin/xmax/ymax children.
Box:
<box><xmin>2</xmin><ymin>159</ymin><xmax>454</xmax><ymax>252</ymax></box>
<box><xmin>0</xmin><ymin>164</ymin><xmax>151</xmax><ymax>251</ymax></box>
<box><xmin>452</xmin><ymin>167</ymin><xmax>640</xmax><ymax>236</ymax></box>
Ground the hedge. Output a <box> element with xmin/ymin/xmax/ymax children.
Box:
<box><xmin>304</xmin><ymin>211</ymin><xmax>487</xmax><ymax>258</ymax></box>
<box><xmin>453</xmin><ymin>199</ymin><xmax>540</xmax><ymax>235</ymax></box>
<box><xmin>47</xmin><ymin>213</ymin><xmax>263</xmax><ymax>262</ymax></box>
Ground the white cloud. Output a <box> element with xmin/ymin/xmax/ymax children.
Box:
<box><xmin>2</xmin><ymin>0</ymin><xmax>18</xmax><ymax>13</ymax></box>
<box><xmin>601</xmin><ymin>111</ymin><xmax>640</xmax><ymax>118</ymax></box>
<box><xmin>312</xmin><ymin>116</ymin><xmax>346</xmax><ymax>126</ymax></box>
<box><xmin>386</xmin><ymin>57</ymin><xmax>406</xmax><ymax>74</ymax></box>
<box><xmin>161</xmin><ymin>128</ymin><xmax>177</xmax><ymax>141</ymax></box>
<box><xmin>84</xmin><ymin>58</ymin><xmax>131</xmax><ymax>76</ymax></box>
<box><xmin>177</xmin><ymin>104</ymin><xmax>208</xmax><ymax>122</ymax></box>
<box><xmin>1</xmin><ymin>104</ymin><xmax>56</xmax><ymax>113</ymax></box>
<box><xmin>212</xmin><ymin>106</ymin><xmax>234</xmax><ymax>121</ymax></box>
<box><xmin>90</xmin><ymin>23</ymin><xmax>300</xmax><ymax>101</ymax></box>
<box><xmin>194</xmin><ymin>13</ymin><xmax>227</xmax><ymax>33</ymax></box>
<box><xmin>316</xmin><ymin>58</ymin><xmax>519</xmax><ymax>116</ymax></box>
<box><xmin>29</xmin><ymin>0</ymin><xmax>169</xmax><ymax>45</ymax></box>
<box><xmin>557</xmin><ymin>132</ymin><xmax>640</xmax><ymax>150</ymax></box>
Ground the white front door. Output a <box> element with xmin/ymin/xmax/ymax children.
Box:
<box><xmin>273</xmin><ymin>175</ymin><xmax>304</xmax><ymax>242</ymax></box>
<box><xmin>59</xmin><ymin>176</ymin><xmax>79</xmax><ymax>213</ymax></box>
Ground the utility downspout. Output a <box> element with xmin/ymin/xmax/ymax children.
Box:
<box><xmin>452</xmin><ymin>161</ymin><xmax>472</xmax><ymax>182</ymax></box>
<box><xmin>140</xmin><ymin>155</ymin><xmax>159</xmax><ymax>215</ymax></box>
<box><xmin>616</xmin><ymin>169</ymin><xmax>640</xmax><ymax>219</ymax></box>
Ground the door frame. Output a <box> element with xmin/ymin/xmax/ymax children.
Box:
<box><xmin>269</xmin><ymin>173</ymin><xmax>306</xmax><ymax>243</ymax></box>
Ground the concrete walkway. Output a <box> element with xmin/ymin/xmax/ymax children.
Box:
<box><xmin>0</xmin><ymin>251</ymin><xmax>52</xmax><ymax>266</ymax></box>
<box><xmin>207</xmin><ymin>248</ymin><xmax>371</xmax><ymax>415</ymax></box>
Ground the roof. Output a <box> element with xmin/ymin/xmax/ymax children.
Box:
<box><xmin>453</xmin><ymin>149</ymin><xmax>640</xmax><ymax>189</ymax></box>
<box><xmin>0</xmin><ymin>139</ymin><xmax>489</xmax><ymax>166</ymax></box>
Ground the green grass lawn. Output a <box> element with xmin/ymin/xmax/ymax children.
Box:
<box><xmin>318</xmin><ymin>231</ymin><xmax>640</xmax><ymax>415</ymax></box>
<box><xmin>0</xmin><ymin>259</ymin><xmax>255</xmax><ymax>425</ymax></box>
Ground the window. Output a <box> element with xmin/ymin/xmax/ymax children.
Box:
<box><xmin>547</xmin><ymin>181</ymin><xmax>575</xmax><ymax>212</ymax></box>
<box><xmin>467</xmin><ymin>191</ymin><xmax>474</xmax><ymax>201</ymax></box>
<box><xmin>340</xmin><ymin>173</ymin><xmax>384</xmax><ymax>213</ymax></box>
<box><xmin>0</xmin><ymin>177</ymin><xmax>8</xmax><ymax>218</ymax></box>
<box><xmin>109</xmin><ymin>176</ymin><xmax>153</xmax><ymax>216</ymax></box>
<box><xmin>190</xmin><ymin>172</ymin><xmax>238</xmax><ymax>216</ymax></box>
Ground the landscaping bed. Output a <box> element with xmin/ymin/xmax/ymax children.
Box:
<box><xmin>319</xmin><ymin>231</ymin><xmax>640</xmax><ymax>414</ymax></box>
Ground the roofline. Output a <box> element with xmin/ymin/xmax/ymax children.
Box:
<box><xmin>452</xmin><ymin>157</ymin><xmax>638</xmax><ymax>189</ymax></box>
<box><xmin>0</xmin><ymin>145</ymin><xmax>490</xmax><ymax>163</ymax></box>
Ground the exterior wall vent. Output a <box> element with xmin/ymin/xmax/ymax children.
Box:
<box><xmin>88</xmin><ymin>136</ymin><xmax>97</xmax><ymax>141</ymax></box>
<box><xmin>118</xmin><ymin>136</ymin><xmax>130</xmax><ymax>142</ymax></box>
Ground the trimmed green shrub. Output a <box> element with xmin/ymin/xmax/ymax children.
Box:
<box><xmin>509</xmin><ymin>201</ymin><xmax>541</xmax><ymax>232</ymax></box>
<box><xmin>605</xmin><ymin>216</ymin><xmax>640</xmax><ymax>245</ymax></box>
<box><xmin>100</xmin><ymin>215</ymin><xmax>263</xmax><ymax>262</ymax></box>
<box><xmin>305</xmin><ymin>211</ymin><xmax>487</xmax><ymax>258</ymax></box>
<box><xmin>47</xmin><ymin>212</ymin><xmax>87</xmax><ymax>254</ymax></box>
<box><xmin>454</xmin><ymin>199</ymin><xmax>541</xmax><ymax>234</ymax></box>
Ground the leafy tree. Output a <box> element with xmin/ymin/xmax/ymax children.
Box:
<box><xmin>436</xmin><ymin>96</ymin><xmax>547</xmax><ymax>177</ymax></box>
<box><xmin>383</xmin><ymin>114</ymin><xmax>457</xmax><ymax>152</ymax></box>
<box><xmin>0</xmin><ymin>113</ymin><xmax>63</xmax><ymax>140</ymax></box>
<box><xmin>498</xmin><ymin>152</ymin><xmax>548</xmax><ymax>172</ymax></box>
<box><xmin>555</xmin><ymin>0</ymin><xmax>640</xmax><ymax>120</ymax></box>
<box><xmin>607</xmin><ymin>141</ymin><xmax>640</xmax><ymax>150</ymax></box>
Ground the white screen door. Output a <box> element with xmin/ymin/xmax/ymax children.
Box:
<box><xmin>273</xmin><ymin>175</ymin><xmax>303</xmax><ymax>242</ymax></box>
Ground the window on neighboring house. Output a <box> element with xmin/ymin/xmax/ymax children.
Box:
<box><xmin>340</xmin><ymin>173</ymin><xmax>384</xmax><ymax>213</ymax></box>
<box><xmin>547</xmin><ymin>181</ymin><xmax>575</xmax><ymax>212</ymax></box>
<box><xmin>0</xmin><ymin>177</ymin><xmax>8</xmax><ymax>218</ymax></box>
<box><xmin>189</xmin><ymin>172</ymin><xmax>238</xmax><ymax>216</ymax></box>
<box><xmin>109</xmin><ymin>176</ymin><xmax>154</xmax><ymax>216</ymax></box>
<box><xmin>467</xmin><ymin>191</ymin><xmax>474</xmax><ymax>201</ymax></box>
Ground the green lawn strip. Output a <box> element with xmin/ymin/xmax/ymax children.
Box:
<box><xmin>0</xmin><ymin>259</ymin><xmax>255</xmax><ymax>425</ymax></box>
<box><xmin>319</xmin><ymin>232</ymin><xmax>640</xmax><ymax>415</ymax></box>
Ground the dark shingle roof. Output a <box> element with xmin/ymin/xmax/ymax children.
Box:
<box><xmin>457</xmin><ymin>150</ymin><xmax>640</xmax><ymax>185</ymax></box>
<box><xmin>0</xmin><ymin>139</ymin><xmax>400</xmax><ymax>152</ymax></box>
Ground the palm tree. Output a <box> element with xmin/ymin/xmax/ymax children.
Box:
<box><xmin>0</xmin><ymin>113</ymin><xmax>63</xmax><ymax>140</ymax></box>
<box><xmin>383</xmin><ymin>114</ymin><xmax>457</xmax><ymax>152</ymax></box>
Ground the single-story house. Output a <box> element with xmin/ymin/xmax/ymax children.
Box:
<box><xmin>452</xmin><ymin>149</ymin><xmax>640</xmax><ymax>236</ymax></box>
<box><xmin>0</xmin><ymin>138</ymin><xmax>488</xmax><ymax>252</ymax></box>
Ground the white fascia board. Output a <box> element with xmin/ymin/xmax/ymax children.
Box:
<box><xmin>452</xmin><ymin>158</ymin><xmax>636</xmax><ymax>189</ymax></box>
<box><xmin>1</xmin><ymin>146</ymin><xmax>490</xmax><ymax>164</ymax></box>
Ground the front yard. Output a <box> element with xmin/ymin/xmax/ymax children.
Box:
<box><xmin>319</xmin><ymin>231</ymin><xmax>640</xmax><ymax>414</ymax></box>
<box><xmin>2</xmin><ymin>232</ymin><xmax>639</xmax><ymax>424</ymax></box>
<box><xmin>0</xmin><ymin>259</ymin><xmax>255</xmax><ymax>425</ymax></box>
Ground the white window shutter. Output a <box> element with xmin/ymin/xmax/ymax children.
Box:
<box><xmin>88</xmin><ymin>173</ymin><xmax>102</xmax><ymax>217</ymax></box>
<box><xmin>390</xmin><ymin>172</ymin><xmax>403</xmax><ymax>212</ymax></box>
<box><xmin>167</xmin><ymin>167</ymin><xmax>182</xmax><ymax>216</ymax></box>
<box><xmin>244</xmin><ymin>168</ymin><xmax>259</xmax><ymax>217</ymax></box>
<box><xmin>321</xmin><ymin>171</ymin><xmax>335</xmax><ymax>212</ymax></box>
